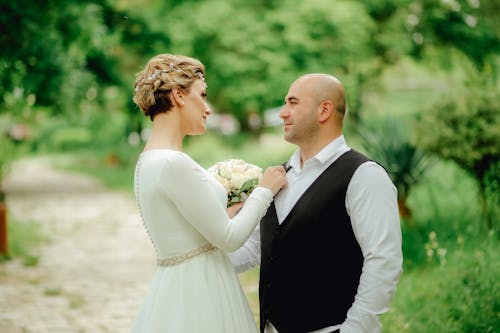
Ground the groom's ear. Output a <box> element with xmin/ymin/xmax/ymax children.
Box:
<box><xmin>318</xmin><ymin>99</ymin><xmax>334</xmax><ymax>123</ymax></box>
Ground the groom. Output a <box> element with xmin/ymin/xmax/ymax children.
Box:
<box><xmin>231</xmin><ymin>74</ymin><xmax>403</xmax><ymax>333</ymax></box>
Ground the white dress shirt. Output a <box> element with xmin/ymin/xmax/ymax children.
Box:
<box><xmin>230</xmin><ymin>135</ymin><xmax>403</xmax><ymax>333</ymax></box>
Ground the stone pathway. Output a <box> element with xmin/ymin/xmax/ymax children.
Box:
<box><xmin>0</xmin><ymin>157</ymin><xmax>155</xmax><ymax>333</ymax></box>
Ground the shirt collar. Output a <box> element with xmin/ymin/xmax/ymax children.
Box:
<box><xmin>288</xmin><ymin>135</ymin><xmax>348</xmax><ymax>171</ymax></box>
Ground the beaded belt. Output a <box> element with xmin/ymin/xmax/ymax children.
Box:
<box><xmin>157</xmin><ymin>243</ymin><xmax>218</xmax><ymax>267</ymax></box>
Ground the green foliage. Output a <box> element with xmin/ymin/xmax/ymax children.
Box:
<box><xmin>0</xmin><ymin>138</ymin><xmax>17</xmax><ymax>183</ymax></box>
<box><xmin>53</xmin><ymin>142</ymin><xmax>142</xmax><ymax>191</ymax></box>
<box><xmin>360</xmin><ymin>0</ymin><xmax>400</xmax><ymax>21</ymax></box>
<box><xmin>382</xmin><ymin>238</ymin><xmax>499</xmax><ymax>333</ymax></box>
<box><xmin>356</xmin><ymin>116</ymin><xmax>432</xmax><ymax>220</ymax></box>
<box><xmin>483</xmin><ymin>161</ymin><xmax>500</xmax><ymax>223</ymax></box>
<box><xmin>0</xmin><ymin>115</ymin><xmax>30</xmax><ymax>185</ymax></box>
<box><xmin>0</xmin><ymin>1</ymin><xmax>114</xmax><ymax>111</ymax></box>
<box><xmin>2</xmin><ymin>2</ymin><xmax>498</xmax><ymax>328</ymax></box>
<box><xmin>2</xmin><ymin>0</ymin><xmax>497</xmax><ymax>134</ymax></box>
<box><xmin>414</xmin><ymin>77</ymin><xmax>499</xmax><ymax>227</ymax></box>
<box><xmin>370</xmin><ymin>159</ymin><xmax>484</xmax><ymax>282</ymax></box>
<box><xmin>411</xmin><ymin>160</ymin><xmax>485</xmax><ymax>222</ymax></box>
<box><xmin>134</xmin><ymin>0</ymin><xmax>382</xmax><ymax>127</ymax></box>
<box><xmin>383</xmin><ymin>159</ymin><xmax>499</xmax><ymax>332</ymax></box>
<box><xmin>0</xmin><ymin>216</ymin><xmax>46</xmax><ymax>266</ymax></box>
<box><xmin>0</xmin><ymin>0</ymin><xmax>164</xmax><ymax>120</ymax></box>
<box><xmin>407</xmin><ymin>0</ymin><xmax>500</xmax><ymax>70</ymax></box>
<box><xmin>45</xmin><ymin>127</ymin><xmax>93</xmax><ymax>151</ymax></box>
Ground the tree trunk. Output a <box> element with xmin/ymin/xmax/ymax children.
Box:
<box><xmin>398</xmin><ymin>196</ymin><xmax>414</xmax><ymax>228</ymax></box>
<box><xmin>0</xmin><ymin>191</ymin><xmax>8</xmax><ymax>256</ymax></box>
<box><xmin>478</xmin><ymin>184</ymin><xmax>492</xmax><ymax>231</ymax></box>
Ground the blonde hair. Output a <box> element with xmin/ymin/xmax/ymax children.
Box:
<box><xmin>133</xmin><ymin>53</ymin><xmax>205</xmax><ymax>120</ymax></box>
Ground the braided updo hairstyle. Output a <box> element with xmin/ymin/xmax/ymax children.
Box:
<box><xmin>133</xmin><ymin>54</ymin><xmax>205</xmax><ymax>121</ymax></box>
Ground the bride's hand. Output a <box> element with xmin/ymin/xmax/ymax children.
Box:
<box><xmin>258</xmin><ymin>166</ymin><xmax>288</xmax><ymax>196</ymax></box>
<box><xmin>226</xmin><ymin>202</ymin><xmax>243</xmax><ymax>218</ymax></box>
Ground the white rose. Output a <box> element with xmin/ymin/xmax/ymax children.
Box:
<box><xmin>245</xmin><ymin>166</ymin><xmax>262</xmax><ymax>179</ymax></box>
<box><xmin>230</xmin><ymin>159</ymin><xmax>247</xmax><ymax>173</ymax></box>
<box><xmin>219</xmin><ymin>163</ymin><xmax>232</xmax><ymax>178</ymax></box>
<box><xmin>212</xmin><ymin>174</ymin><xmax>230</xmax><ymax>192</ymax></box>
<box><xmin>230</xmin><ymin>172</ymin><xmax>247</xmax><ymax>189</ymax></box>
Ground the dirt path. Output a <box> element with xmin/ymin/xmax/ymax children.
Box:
<box><xmin>0</xmin><ymin>157</ymin><xmax>155</xmax><ymax>333</ymax></box>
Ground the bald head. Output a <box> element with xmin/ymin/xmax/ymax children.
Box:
<box><xmin>295</xmin><ymin>74</ymin><xmax>346</xmax><ymax>115</ymax></box>
<box><xmin>281</xmin><ymin>73</ymin><xmax>345</xmax><ymax>157</ymax></box>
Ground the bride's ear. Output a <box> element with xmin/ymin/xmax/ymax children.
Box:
<box><xmin>171</xmin><ymin>87</ymin><xmax>184</xmax><ymax>107</ymax></box>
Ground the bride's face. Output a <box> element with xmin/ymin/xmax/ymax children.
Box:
<box><xmin>181</xmin><ymin>79</ymin><xmax>211</xmax><ymax>135</ymax></box>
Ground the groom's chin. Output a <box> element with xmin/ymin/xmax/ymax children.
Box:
<box><xmin>283</xmin><ymin>133</ymin><xmax>294</xmax><ymax>143</ymax></box>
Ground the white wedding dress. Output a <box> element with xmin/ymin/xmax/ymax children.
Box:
<box><xmin>130</xmin><ymin>149</ymin><xmax>272</xmax><ymax>333</ymax></box>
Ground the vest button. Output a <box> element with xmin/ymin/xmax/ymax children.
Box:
<box><xmin>267</xmin><ymin>282</ymin><xmax>273</xmax><ymax>288</ymax></box>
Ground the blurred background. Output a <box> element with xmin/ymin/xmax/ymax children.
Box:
<box><xmin>0</xmin><ymin>0</ymin><xmax>498</xmax><ymax>332</ymax></box>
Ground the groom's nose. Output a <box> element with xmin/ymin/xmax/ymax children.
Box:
<box><xmin>279</xmin><ymin>106</ymin><xmax>290</xmax><ymax>119</ymax></box>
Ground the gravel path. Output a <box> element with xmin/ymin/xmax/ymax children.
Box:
<box><xmin>0</xmin><ymin>157</ymin><xmax>155</xmax><ymax>333</ymax></box>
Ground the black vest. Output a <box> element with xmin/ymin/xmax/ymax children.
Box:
<box><xmin>259</xmin><ymin>150</ymin><xmax>370</xmax><ymax>333</ymax></box>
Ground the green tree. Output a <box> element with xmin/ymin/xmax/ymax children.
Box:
<box><xmin>0</xmin><ymin>0</ymin><xmax>166</xmax><ymax>117</ymax></box>
<box><xmin>406</xmin><ymin>0</ymin><xmax>500</xmax><ymax>72</ymax></box>
<box><xmin>415</xmin><ymin>77</ymin><xmax>500</xmax><ymax>230</ymax></box>
<box><xmin>352</xmin><ymin>0</ymin><xmax>413</xmax><ymax>122</ymax></box>
<box><xmin>0</xmin><ymin>0</ymin><xmax>159</xmax><ymax>203</ymax></box>
<box><xmin>135</xmin><ymin>0</ymin><xmax>381</xmax><ymax>131</ymax></box>
<box><xmin>0</xmin><ymin>1</ymin><xmax>113</xmax><ymax>111</ymax></box>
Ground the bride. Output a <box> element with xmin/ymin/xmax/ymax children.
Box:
<box><xmin>130</xmin><ymin>53</ymin><xmax>287</xmax><ymax>332</ymax></box>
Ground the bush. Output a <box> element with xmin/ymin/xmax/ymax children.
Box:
<box><xmin>47</xmin><ymin>127</ymin><xmax>93</xmax><ymax>150</ymax></box>
<box><xmin>383</xmin><ymin>238</ymin><xmax>499</xmax><ymax>333</ymax></box>
<box><xmin>356</xmin><ymin>116</ymin><xmax>433</xmax><ymax>221</ymax></box>
<box><xmin>414</xmin><ymin>78</ymin><xmax>500</xmax><ymax>229</ymax></box>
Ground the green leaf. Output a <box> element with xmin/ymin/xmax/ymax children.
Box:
<box><xmin>239</xmin><ymin>178</ymin><xmax>258</xmax><ymax>193</ymax></box>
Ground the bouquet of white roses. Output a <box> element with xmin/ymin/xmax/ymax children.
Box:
<box><xmin>208</xmin><ymin>159</ymin><xmax>262</xmax><ymax>207</ymax></box>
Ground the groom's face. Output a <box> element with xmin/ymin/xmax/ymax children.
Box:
<box><xmin>280</xmin><ymin>78</ymin><xmax>319</xmax><ymax>144</ymax></box>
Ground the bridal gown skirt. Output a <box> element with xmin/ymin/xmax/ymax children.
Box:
<box><xmin>130</xmin><ymin>249</ymin><xmax>258</xmax><ymax>333</ymax></box>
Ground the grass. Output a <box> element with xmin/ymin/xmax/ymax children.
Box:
<box><xmin>381</xmin><ymin>158</ymin><xmax>499</xmax><ymax>332</ymax></box>
<box><xmin>382</xmin><ymin>237</ymin><xmax>499</xmax><ymax>333</ymax></box>
<box><xmin>0</xmin><ymin>215</ymin><xmax>46</xmax><ymax>266</ymax></box>
<box><xmin>401</xmin><ymin>160</ymin><xmax>488</xmax><ymax>270</ymax></box>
